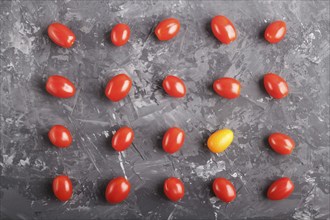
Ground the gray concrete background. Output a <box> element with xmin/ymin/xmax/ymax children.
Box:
<box><xmin>0</xmin><ymin>0</ymin><xmax>329</xmax><ymax>219</ymax></box>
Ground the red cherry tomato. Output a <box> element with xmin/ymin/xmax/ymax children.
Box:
<box><xmin>264</xmin><ymin>73</ymin><xmax>289</xmax><ymax>99</ymax></box>
<box><xmin>53</xmin><ymin>175</ymin><xmax>73</xmax><ymax>201</ymax></box>
<box><xmin>105</xmin><ymin>177</ymin><xmax>131</xmax><ymax>204</ymax></box>
<box><xmin>46</xmin><ymin>75</ymin><xmax>76</xmax><ymax>98</ymax></box>
<box><xmin>48</xmin><ymin>125</ymin><xmax>72</xmax><ymax>148</ymax></box>
<box><xmin>162</xmin><ymin>127</ymin><xmax>185</xmax><ymax>154</ymax></box>
<box><xmin>264</xmin><ymin>21</ymin><xmax>286</xmax><ymax>44</ymax></box>
<box><xmin>267</xmin><ymin>177</ymin><xmax>294</xmax><ymax>200</ymax></box>
<box><xmin>213</xmin><ymin>77</ymin><xmax>241</xmax><ymax>99</ymax></box>
<box><xmin>163</xmin><ymin>177</ymin><xmax>184</xmax><ymax>202</ymax></box>
<box><xmin>212</xmin><ymin>178</ymin><xmax>236</xmax><ymax>203</ymax></box>
<box><xmin>155</xmin><ymin>18</ymin><xmax>180</xmax><ymax>41</ymax></box>
<box><xmin>211</xmin><ymin>16</ymin><xmax>237</xmax><ymax>44</ymax></box>
<box><xmin>162</xmin><ymin>75</ymin><xmax>186</xmax><ymax>98</ymax></box>
<box><xmin>110</xmin><ymin>23</ymin><xmax>130</xmax><ymax>46</ymax></box>
<box><xmin>48</xmin><ymin>23</ymin><xmax>76</xmax><ymax>48</ymax></box>
<box><xmin>105</xmin><ymin>74</ymin><xmax>132</xmax><ymax>102</ymax></box>
<box><xmin>268</xmin><ymin>133</ymin><xmax>295</xmax><ymax>155</ymax></box>
<box><xmin>112</xmin><ymin>126</ymin><xmax>134</xmax><ymax>151</ymax></box>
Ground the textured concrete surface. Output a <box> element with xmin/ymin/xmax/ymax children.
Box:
<box><xmin>0</xmin><ymin>0</ymin><xmax>329</xmax><ymax>219</ymax></box>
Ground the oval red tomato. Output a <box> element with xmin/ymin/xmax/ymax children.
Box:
<box><xmin>162</xmin><ymin>75</ymin><xmax>186</xmax><ymax>98</ymax></box>
<box><xmin>155</xmin><ymin>18</ymin><xmax>180</xmax><ymax>41</ymax></box>
<box><xmin>213</xmin><ymin>77</ymin><xmax>241</xmax><ymax>99</ymax></box>
<box><xmin>211</xmin><ymin>16</ymin><xmax>237</xmax><ymax>44</ymax></box>
<box><xmin>162</xmin><ymin>127</ymin><xmax>185</xmax><ymax>154</ymax></box>
<box><xmin>105</xmin><ymin>74</ymin><xmax>132</xmax><ymax>102</ymax></box>
<box><xmin>267</xmin><ymin>177</ymin><xmax>294</xmax><ymax>200</ymax></box>
<box><xmin>212</xmin><ymin>178</ymin><xmax>236</xmax><ymax>203</ymax></box>
<box><xmin>111</xmin><ymin>23</ymin><xmax>130</xmax><ymax>46</ymax></box>
<box><xmin>53</xmin><ymin>175</ymin><xmax>73</xmax><ymax>201</ymax></box>
<box><xmin>264</xmin><ymin>73</ymin><xmax>289</xmax><ymax>99</ymax></box>
<box><xmin>264</xmin><ymin>21</ymin><xmax>286</xmax><ymax>44</ymax></box>
<box><xmin>163</xmin><ymin>177</ymin><xmax>184</xmax><ymax>202</ymax></box>
<box><xmin>48</xmin><ymin>23</ymin><xmax>76</xmax><ymax>48</ymax></box>
<box><xmin>46</xmin><ymin>75</ymin><xmax>76</xmax><ymax>98</ymax></box>
<box><xmin>268</xmin><ymin>133</ymin><xmax>295</xmax><ymax>155</ymax></box>
<box><xmin>112</xmin><ymin>126</ymin><xmax>134</xmax><ymax>151</ymax></box>
<box><xmin>48</xmin><ymin>125</ymin><xmax>72</xmax><ymax>148</ymax></box>
<box><xmin>105</xmin><ymin>177</ymin><xmax>131</xmax><ymax>204</ymax></box>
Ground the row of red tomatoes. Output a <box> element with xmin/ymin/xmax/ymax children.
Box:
<box><xmin>48</xmin><ymin>124</ymin><xmax>295</xmax><ymax>155</ymax></box>
<box><xmin>46</xmin><ymin>72</ymin><xmax>289</xmax><ymax>100</ymax></box>
<box><xmin>48</xmin><ymin>16</ymin><xmax>286</xmax><ymax>48</ymax></box>
<box><xmin>50</xmin><ymin>124</ymin><xmax>295</xmax><ymax>203</ymax></box>
<box><xmin>53</xmin><ymin>175</ymin><xmax>294</xmax><ymax>203</ymax></box>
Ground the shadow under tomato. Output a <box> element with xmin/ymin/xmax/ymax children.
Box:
<box><xmin>42</xmin><ymin>27</ymin><xmax>48</xmax><ymax>36</ymax></box>
<box><xmin>207</xmin><ymin>82</ymin><xmax>214</xmax><ymax>94</ymax></box>
<box><xmin>209</xmin><ymin>180</ymin><xmax>215</xmax><ymax>197</ymax></box>
<box><xmin>199</xmin><ymin>140</ymin><xmax>209</xmax><ymax>154</ymax></box>
<box><xmin>199</xmin><ymin>129</ymin><xmax>211</xmax><ymax>154</ymax></box>
<box><xmin>105</xmin><ymin>126</ymin><xmax>121</xmax><ymax>153</ymax></box>
<box><xmin>263</xmin><ymin>135</ymin><xmax>271</xmax><ymax>151</ymax></box>
<box><xmin>42</xmin><ymin>28</ymin><xmax>50</xmax><ymax>44</ymax></box>
<box><xmin>155</xmin><ymin>129</ymin><xmax>166</xmax><ymax>153</ymax></box>
<box><xmin>257</xmin><ymin>23</ymin><xmax>269</xmax><ymax>44</ymax></box>
<box><xmin>204</xmin><ymin>18</ymin><xmax>213</xmax><ymax>37</ymax></box>
<box><xmin>31</xmin><ymin>75</ymin><xmax>49</xmax><ymax>98</ymax></box>
<box><xmin>43</xmin><ymin>28</ymin><xmax>59</xmax><ymax>49</ymax></box>
<box><xmin>157</xmin><ymin>180</ymin><xmax>167</xmax><ymax>201</ymax></box>
<box><xmin>95</xmin><ymin>131</ymin><xmax>111</xmax><ymax>154</ymax></box>
<box><xmin>156</xmin><ymin>78</ymin><xmax>163</xmax><ymax>88</ymax></box>
<box><xmin>44</xmin><ymin>177</ymin><xmax>56</xmax><ymax>200</ymax></box>
<box><xmin>104</xmin><ymin>30</ymin><xmax>111</xmax><ymax>46</ymax></box>
<box><xmin>154</xmin><ymin>78</ymin><xmax>165</xmax><ymax>96</ymax></box>
<box><xmin>96</xmin><ymin>178</ymin><xmax>111</xmax><ymax>204</ymax></box>
<box><xmin>258</xmin><ymin>77</ymin><xmax>269</xmax><ymax>96</ymax></box>
<box><xmin>106</xmin><ymin>132</ymin><xmax>114</xmax><ymax>151</ymax></box>
<box><xmin>149</xmin><ymin>26</ymin><xmax>159</xmax><ymax>43</ymax></box>
<box><xmin>262</xmin><ymin>178</ymin><xmax>277</xmax><ymax>199</ymax></box>
<box><xmin>100</xmin><ymin>81</ymin><xmax>110</xmax><ymax>102</ymax></box>
<box><xmin>42</xmin><ymin>131</ymin><xmax>54</xmax><ymax>149</ymax></box>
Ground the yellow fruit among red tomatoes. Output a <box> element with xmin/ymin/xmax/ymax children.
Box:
<box><xmin>207</xmin><ymin>129</ymin><xmax>234</xmax><ymax>153</ymax></box>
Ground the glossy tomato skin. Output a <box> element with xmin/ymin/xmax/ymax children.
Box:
<box><xmin>162</xmin><ymin>75</ymin><xmax>186</xmax><ymax>98</ymax></box>
<box><xmin>211</xmin><ymin>16</ymin><xmax>237</xmax><ymax>44</ymax></box>
<box><xmin>207</xmin><ymin>129</ymin><xmax>234</xmax><ymax>153</ymax></box>
<box><xmin>213</xmin><ymin>178</ymin><xmax>236</xmax><ymax>203</ymax></box>
<box><xmin>155</xmin><ymin>18</ymin><xmax>180</xmax><ymax>41</ymax></box>
<box><xmin>264</xmin><ymin>21</ymin><xmax>286</xmax><ymax>44</ymax></box>
<box><xmin>48</xmin><ymin>23</ymin><xmax>76</xmax><ymax>48</ymax></box>
<box><xmin>46</xmin><ymin>75</ymin><xmax>76</xmax><ymax>98</ymax></box>
<box><xmin>48</xmin><ymin>125</ymin><xmax>72</xmax><ymax>148</ymax></box>
<box><xmin>164</xmin><ymin>177</ymin><xmax>185</xmax><ymax>202</ymax></box>
<box><xmin>162</xmin><ymin>127</ymin><xmax>185</xmax><ymax>154</ymax></box>
<box><xmin>105</xmin><ymin>177</ymin><xmax>131</xmax><ymax>204</ymax></box>
<box><xmin>264</xmin><ymin>73</ymin><xmax>289</xmax><ymax>99</ymax></box>
<box><xmin>112</xmin><ymin>126</ymin><xmax>134</xmax><ymax>151</ymax></box>
<box><xmin>53</xmin><ymin>175</ymin><xmax>73</xmax><ymax>201</ymax></box>
<box><xmin>268</xmin><ymin>133</ymin><xmax>295</xmax><ymax>155</ymax></box>
<box><xmin>213</xmin><ymin>78</ymin><xmax>241</xmax><ymax>99</ymax></box>
<box><xmin>111</xmin><ymin>23</ymin><xmax>130</xmax><ymax>46</ymax></box>
<box><xmin>267</xmin><ymin>177</ymin><xmax>294</xmax><ymax>200</ymax></box>
<box><xmin>105</xmin><ymin>74</ymin><xmax>132</xmax><ymax>102</ymax></box>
